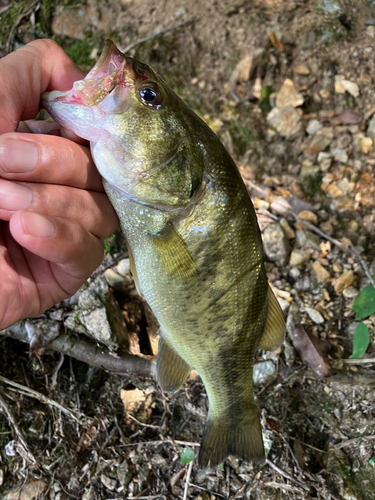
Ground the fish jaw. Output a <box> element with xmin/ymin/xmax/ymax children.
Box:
<box><xmin>41</xmin><ymin>40</ymin><xmax>137</xmax><ymax>142</ymax></box>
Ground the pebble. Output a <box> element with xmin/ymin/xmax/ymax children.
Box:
<box><xmin>305</xmin><ymin>306</ymin><xmax>325</xmax><ymax>324</ymax></box>
<box><xmin>116</xmin><ymin>258</ymin><xmax>130</xmax><ymax>276</ymax></box>
<box><xmin>367</xmin><ymin>114</ymin><xmax>375</xmax><ymax>142</ymax></box>
<box><xmin>334</xmin><ymin>75</ymin><xmax>360</xmax><ymax>98</ymax></box>
<box><xmin>294</xmin><ymin>64</ymin><xmax>310</xmax><ymax>75</ymax></box>
<box><xmin>253</xmin><ymin>361</ymin><xmax>276</xmax><ymax>385</ymax></box>
<box><xmin>343</xmin><ymin>287</ymin><xmax>359</xmax><ymax>299</ymax></box>
<box><xmin>300</xmin><ymin>164</ymin><xmax>320</xmax><ymax>178</ymax></box>
<box><xmin>330</xmin><ymin>147</ymin><xmax>348</xmax><ymax>163</ymax></box>
<box><xmin>267</xmin><ymin>105</ymin><xmax>303</xmax><ymax>139</ymax></box>
<box><xmin>306</xmin><ymin>119</ymin><xmax>322</xmax><ymax>135</ymax></box>
<box><xmin>276</xmin><ymin>78</ymin><xmax>304</xmax><ymax>108</ymax></box>
<box><xmin>295</xmin><ymin>275</ymin><xmax>311</xmax><ymax>291</ymax></box>
<box><xmin>334</xmin><ymin>270</ymin><xmax>355</xmax><ymax>293</ymax></box>
<box><xmin>289</xmin><ymin>248</ymin><xmax>310</xmax><ymax>266</ymax></box>
<box><xmin>295</xmin><ymin>229</ymin><xmax>320</xmax><ymax>250</ymax></box>
<box><xmin>360</xmin><ymin>137</ymin><xmax>373</xmax><ymax>154</ymax></box>
<box><xmin>262</xmin><ymin>223</ymin><xmax>291</xmax><ymax>264</ymax></box>
<box><xmin>312</xmin><ymin>261</ymin><xmax>331</xmax><ymax>282</ymax></box>
<box><xmin>289</xmin><ymin>266</ymin><xmax>301</xmax><ymax>279</ymax></box>
<box><xmin>104</xmin><ymin>268</ymin><xmax>124</xmax><ymax>286</ymax></box>
<box><xmin>298</xmin><ymin>210</ymin><xmax>318</xmax><ymax>225</ymax></box>
<box><xmin>101</xmin><ymin>475</ymin><xmax>117</xmax><ymax>491</ymax></box>
<box><xmin>279</xmin><ymin>217</ymin><xmax>295</xmax><ymax>239</ymax></box>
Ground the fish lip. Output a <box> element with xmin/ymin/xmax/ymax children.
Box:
<box><xmin>85</xmin><ymin>40</ymin><xmax>125</xmax><ymax>79</ymax></box>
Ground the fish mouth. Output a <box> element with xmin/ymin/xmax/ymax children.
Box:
<box><xmin>42</xmin><ymin>41</ymin><xmax>132</xmax><ymax>108</ymax></box>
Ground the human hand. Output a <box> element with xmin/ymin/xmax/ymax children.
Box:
<box><xmin>0</xmin><ymin>39</ymin><xmax>119</xmax><ymax>330</ymax></box>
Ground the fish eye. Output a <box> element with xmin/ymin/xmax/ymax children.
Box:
<box><xmin>139</xmin><ymin>82</ymin><xmax>162</xmax><ymax>108</ymax></box>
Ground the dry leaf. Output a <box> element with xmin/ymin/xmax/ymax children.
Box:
<box><xmin>4</xmin><ymin>480</ymin><xmax>47</xmax><ymax>500</ymax></box>
<box><xmin>268</xmin><ymin>31</ymin><xmax>284</xmax><ymax>51</ymax></box>
<box><xmin>292</xmin><ymin>325</ymin><xmax>332</xmax><ymax>377</ymax></box>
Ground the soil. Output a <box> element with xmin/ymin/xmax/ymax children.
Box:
<box><xmin>1</xmin><ymin>0</ymin><xmax>375</xmax><ymax>499</ymax></box>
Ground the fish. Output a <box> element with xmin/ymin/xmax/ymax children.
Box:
<box><xmin>42</xmin><ymin>40</ymin><xmax>286</xmax><ymax>468</ymax></box>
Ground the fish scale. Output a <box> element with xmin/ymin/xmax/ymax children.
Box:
<box><xmin>42</xmin><ymin>40</ymin><xmax>286</xmax><ymax>468</ymax></box>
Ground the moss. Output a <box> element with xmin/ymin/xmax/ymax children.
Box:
<box><xmin>103</xmin><ymin>226</ymin><xmax>126</xmax><ymax>256</ymax></box>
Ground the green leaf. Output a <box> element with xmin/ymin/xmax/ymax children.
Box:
<box><xmin>351</xmin><ymin>323</ymin><xmax>370</xmax><ymax>359</ymax></box>
<box><xmin>180</xmin><ymin>447</ymin><xmax>195</xmax><ymax>464</ymax></box>
<box><xmin>353</xmin><ymin>285</ymin><xmax>375</xmax><ymax>320</ymax></box>
<box><xmin>369</xmin><ymin>456</ymin><xmax>375</xmax><ymax>467</ymax></box>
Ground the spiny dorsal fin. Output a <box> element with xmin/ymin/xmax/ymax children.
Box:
<box><xmin>127</xmin><ymin>244</ymin><xmax>142</xmax><ymax>296</ymax></box>
<box><xmin>259</xmin><ymin>285</ymin><xmax>286</xmax><ymax>351</ymax></box>
<box><xmin>150</xmin><ymin>223</ymin><xmax>197</xmax><ymax>280</ymax></box>
<box><xmin>157</xmin><ymin>334</ymin><xmax>191</xmax><ymax>392</ymax></box>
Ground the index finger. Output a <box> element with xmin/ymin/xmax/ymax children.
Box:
<box><xmin>0</xmin><ymin>39</ymin><xmax>84</xmax><ymax>134</ymax></box>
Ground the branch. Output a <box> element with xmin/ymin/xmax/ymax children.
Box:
<box><xmin>2</xmin><ymin>322</ymin><xmax>156</xmax><ymax>379</ymax></box>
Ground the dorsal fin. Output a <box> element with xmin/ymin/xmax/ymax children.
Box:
<box><xmin>259</xmin><ymin>286</ymin><xmax>286</xmax><ymax>351</ymax></box>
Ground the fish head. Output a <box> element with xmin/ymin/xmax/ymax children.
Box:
<box><xmin>42</xmin><ymin>40</ymin><xmax>204</xmax><ymax>210</ymax></box>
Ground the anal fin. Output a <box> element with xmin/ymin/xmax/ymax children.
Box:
<box><xmin>259</xmin><ymin>285</ymin><xmax>286</xmax><ymax>351</ymax></box>
<box><xmin>157</xmin><ymin>334</ymin><xmax>191</xmax><ymax>392</ymax></box>
<box><xmin>150</xmin><ymin>223</ymin><xmax>197</xmax><ymax>280</ymax></box>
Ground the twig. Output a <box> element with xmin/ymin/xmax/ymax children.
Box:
<box><xmin>266</xmin><ymin>459</ymin><xmax>311</xmax><ymax>492</ymax></box>
<box><xmin>245</xmin><ymin>179</ymin><xmax>375</xmax><ymax>290</ymax></box>
<box><xmin>122</xmin><ymin>18</ymin><xmax>193</xmax><ymax>53</ymax></box>
<box><xmin>190</xmin><ymin>483</ymin><xmax>225</xmax><ymax>498</ymax></box>
<box><xmin>50</xmin><ymin>352</ymin><xmax>65</xmax><ymax>389</ymax></box>
<box><xmin>0</xmin><ymin>393</ymin><xmax>36</xmax><ymax>463</ymax></box>
<box><xmin>3</xmin><ymin>321</ymin><xmax>156</xmax><ymax>379</ymax></box>
<box><xmin>336</xmin><ymin>434</ymin><xmax>375</xmax><ymax>449</ymax></box>
<box><xmin>5</xmin><ymin>0</ymin><xmax>40</xmax><ymax>53</ymax></box>
<box><xmin>0</xmin><ymin>375</ymin><xmax>83</xmax><ymax>423</ymax></box>
<box><xmin>127</xmin><ymin>413</ymin><xmax>160</xmax><ymax>430</ymax></box>
<box><xmin>342</xmin><ymin>357</ymin><xmax>375</xmax><ymax>365</ymax></box>
<box><xmin>183</xmin><ymin>460</ymin><xmax>193</xmax><ymax>500</ymax></box>
<box><xmin>113</xmin><ymin>439</ymin><xmax>201</xmax><ymax>448</ymax></box>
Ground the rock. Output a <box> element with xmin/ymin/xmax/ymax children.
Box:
<box><xmin>342</xmin><ymin>287</ymin><xmax>359</xmax><ymax>299</ymax></box>
<box><xmin>306</xmin><ymin>119</ymin><xmax>322</xmax><ymax>136</ymax></box>
<box><xmin>286</xmin><ymin>301</ymin><xmax>301</xmax><ymax>338</ymax></box>
<box><xmin>334</xmin><ymin>270</ymin><xmax>355</xmax><ymax>293</ymax></box>
<box><xmin>360</xmin><ymin>137</ymin><xmax>373</xmax><ymax>154</ymax></box>
<box><xmin>267</xmin><ymin>105</ymin><xmax>303</xmax><ymax>139</ymax></box>
<box><xmin>289</xmin><ymin>248</ymin><xmax>310</xmax><ymax>266</ymax></box>
<box><xmin>294</xmin><ymin>64</ymin><xmax>310</xmax><ymax>75</ymax></box>
<box><xmin>367</xmin><ymin>114</ymin><xmax>375</xmax><ymax>142</ymax></box>
<box><xmin>276</xmin><ymin>79</ymin><xmax>304</xmax><ymax>108</ymax></box>
<box><xmin>253</xmin><ymin>361</ymin><xmax>276</xmax><ymax>385</ymax></box>
<box><xmin>116</xmin><ymin>258</ymin><xmax>130</xmax><ymax>276</ymax></box>
<box><xmin>300</xmin><ymin>164</ymin><xmax>320</xmax><ymax>178</ymax></box>
<box><xmin>295</xmin><ymin>275</ymin><xmax>311</xmax><ymax>291</ymax></box>
<box><xmin>298</xmin><ymin>210</ymin><xmax>318</xmax><ymax>225</ymax></box>
<box><xmin>305</xmin><ymin>306</ymin><xmax>325</xmax><ymax>324</ymax></box>
<box><xmin>336</xmin><ymin>133</ymin><xmax>351</xmax><ymax>149</ymax></box>
<box><xmin>330</xmin><ymin>147</ymin><xmax>348</xmax><ymax>163</ymax></box>
<box><xmin>305</xmin><ymin>129</ymin><xmax>333</xmax><ymax>154</ymax></box>
<box><xmin>334</xmin><ymin>75</ymin><xmax>359</xmax><ymax>98</ymax></box>
<box><xmin>262</xmin><ymin>223</ymin><xmax>291</xmax><ymax>264</ymax></box>
<box><xmin>295</xmin><ymin>229</ymin><xmax>320</xmax><ymax>250</ymax></box>
<box><xmin>289</xmin><ymin>267</ymin><xmax>301</xmax><ymax>279</ymax></box>
<box><xmin>312</xmin><ymin>261</ymin><xmax>331</xmax><ymax>282</ymax></box>
<box><xmin>279</xmin><ymin>217</ymin><xmax>295</xmax><ymax>239</ymax></box>
<box><xmin>230</xmin><ymin>48</ymin><xmax>265</xmax><ymax>84</ymax></box>
<box><xmin>104</xmin><ymin>268</ymin><xmax>124</xmax><ymax>286</ymax></box>
<box><xmin>65</xmin><ymin>275</ymin><xmax>129</xmax><ymax>350</ymax></box>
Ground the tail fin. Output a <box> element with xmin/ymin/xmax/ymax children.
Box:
<box><xmin>198</xmin><ymin>406</ymin><xmax>265</xmax><ymax>468</ymax></box>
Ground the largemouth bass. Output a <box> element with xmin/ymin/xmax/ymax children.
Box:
<box><xmin>42</xmin><ymin>41</ymin><xmax>285</xmax><ymax>467</ymax></box>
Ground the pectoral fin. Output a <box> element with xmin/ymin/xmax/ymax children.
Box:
<box><xmin>150</xmin><ymin>223</ymin><xmax>197</xmax><ymax>280</ymax></box>
<box><xmin>157</xmin><ymin>334</ymin><xmax>191</xmax><ymax>392</ymax></box>
<box><xmin>128</xmin><ymin>244</ymin><xmax>142</xmax><ymax>296</ymax></box>
<box><xmin>259</xmin><ymin>286</ymin><xmax>286</xmax><ymax>351</ymax></box>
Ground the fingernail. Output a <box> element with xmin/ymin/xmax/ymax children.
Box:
<box><xmin>0</xmin><ymin>180</ymin><xmax>32</xmax><ymax>210</ymax></box>
<box><xmin>0</xmin><ymin>137</ymin><xmax>38</xmax><ymax>173</ymax></box>
<box><xmin>21</xmin><ymin>212</ymin><xmax>55</xmax><ymax>238</ymax></box>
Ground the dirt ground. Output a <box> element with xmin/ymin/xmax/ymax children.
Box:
<box><xmin>1</xmin><ymin>0</ymin><xmax>375</xmax><ymax>498</ymax></box>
